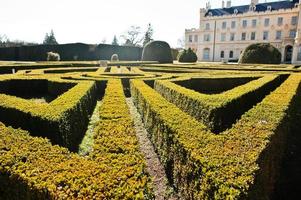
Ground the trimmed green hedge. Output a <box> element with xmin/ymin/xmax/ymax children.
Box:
<box><xmin>130</xmin><ymin>74</ymin><xmax>301</xmax><ymax>199</ymax></box>
<box><xmin>0</xmin><ymin>43</ymin><xmax>143</xmax><ymax>61</ymax></box>
<box><xmin>173</xmin><ymin>76</ymin><xmax>258</xmax><ymax>94</ymax></box>
<box><xmin>239</xmin><ymin>43</ymin><xmax>281</xmax><ymax>64</ymax></box>
<box><xmin>0</xmin><ymin>121</ymin><xmax>153</xmax><ymax>199</ymax></box>
<box><xmin>154</xmin><ymin>74</ymin><xmax>287</xmax><ymax>133</ymax></box>
<box><xmin>178</xmin><ymin>48</ymin><xmax>197</xmax><ymax>63</ymax></box>
<box><xmin>0</xmin><ymin>77</ymin><xmax>104</xmax><ymax>151</ymax></box>
<box><xmin>0</xmin><ymin>78</ymin><xmax>153</xmax><ymax>199</ymax></box>
<box><xmin>141</xmin><ymin>41</ymin><xmax>173</xmax><ymax>64</ymax></box>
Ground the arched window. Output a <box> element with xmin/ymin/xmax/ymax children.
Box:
<box><xmin>229</xmin><ymin>51</ymin><xmax>234</xmax><ymax>58</ymax></box>
<box><xmin>220</xmin><ymin>51</ymin><xmax>225</xmax><ymax>58</ymax></box>
<box><xmin>203</xmin><ymin>48</ymin><xmax>210</xmax><ymax>60</ymax></box>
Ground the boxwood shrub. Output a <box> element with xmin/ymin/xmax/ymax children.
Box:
<box><xmin>141</xmin><ymin>41</ymin><xmax>173</xmax><ymax>63</ymax></box>
<box><xmin>130</xmin><ymin>74</ymin><xmax>301</xmax><ymax>199</ymax></box>
<box><xmin>177</xmin><ymin>48</ymin><xmax>197</xmax><ymax>63</ymax></box>
<box><xmin>239</xmin><ymin>43</ymin><xmax>281</xmax><ymax>64</ymax></box>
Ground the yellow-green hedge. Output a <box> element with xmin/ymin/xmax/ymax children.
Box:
<box><xmin>154</xmin><ymin>74</ymin><xmax>287</xmax><ymax>133</ymax></box>
<box><xmin>130</xmin><ymin>74</ymin><xmax>301</xmax><ymax>199</ymax></box>
<box><xmin>0</xmin><ymin>122</ymin><xmax>153</xmax><ymax>199</ymax></box>
<box><xmin>0</xmin><ymin>78</ymin><xmax>153</xmax><ymax>199</ymax></box>
<box><xmin>0</xmin><ymin>77</ymin><xmax>105</xmax><ymax>151</ymax></box>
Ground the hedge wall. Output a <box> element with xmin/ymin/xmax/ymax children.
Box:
<box><xmin>0</xmin><ymin>43</ymin><xmax>143</xmax><ymax>61</ymax></box>
<box><xmin>130</xmin><ymin>74</ymin><xmax>301</xmax><ymax>199</ymax></box>
<box><xmin>154</xmin><ymin>74</ymin><xmax>287</xmax><ymax>133</ymax></box>
<box><xmin>0</xmin><ymin>77</ymin><xmax>105</xmax><ymax>151</ymax></box>
<box><xmin>0</xmin><ymin>78</ymin><xmax>153</xmax><ymax>199</ymax></box>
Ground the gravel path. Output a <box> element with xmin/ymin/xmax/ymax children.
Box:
<box><xmin>126</xmin><ymin>98</ymin><xmax>178</xmax><ymax>200</ymax></box>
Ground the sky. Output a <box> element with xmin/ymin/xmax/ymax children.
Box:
<box><xmin>0</xmin><ymin>0</ymin><xmax>275</xmax><ymax>47</ymax></box>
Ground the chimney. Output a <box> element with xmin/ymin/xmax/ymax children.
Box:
<box><xmin>226</xmin><ymin>0</ymin><xmax>231</xmax><ymax>8</ymax></box>
<box><xmin>222</xmin><ymin>0</ymin><xmax>225</xmax><ymax>8</ymax></box>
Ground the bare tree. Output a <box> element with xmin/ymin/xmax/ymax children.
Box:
<box><xmin>0</xmin><ymin>34</ymin><xmax>8</xmax><ymax>47</ymax></box>
<box><xmin>121</xmin><ymin>26</ymin><xmax>143</xmax><ymax>47</ymax></box>
<box><xmin>101</xmin><ymin>37</ymin><xmax>107</xmax><ymax>44</ymax></box>
<box><xmin>177</xmin><ymin>35</ymin><xmax>186</xmax><ymax>49</ymax></box>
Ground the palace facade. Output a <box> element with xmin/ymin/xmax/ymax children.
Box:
<box><xmin>185</xmin><ymin>0</ymin><xmax>301</xmax><ymax>64</ymax></box>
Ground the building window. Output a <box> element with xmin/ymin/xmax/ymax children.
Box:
<box><xmin>205</xmin><ymin>23</ymin><xmax>210</xmax><ymax>30</ymax></box>
<box><xmin>221</xmin><ymin>33</ymin><xmax>226</xmax><ymax>42</ymax></box>
<box><xmin>263</xmin><ymin>31</ymin><xmax>269</xmax><ymax>40</ymax></box>
<box><xmin>204</xmin><ymin>34</ymin><xmax>211</xmax><ymax>42</ymax></box>
<box><xmin>264</xmin><ymin>18</ymin><xmax>270</xmax><ymax>27</ymax></box>
<box><xmin>220</xmin><ymin>51</ymin><xmax>225</xmax><ymax>58</ymax></box>
<box><xmin>277</xmin><ymin>17</ymin><xmax>283</xmax><ymax>26</ymax></box>
<box><xmin>251</xmin><ymin>32</ymin><xmax>256</xmax><ymax>40</ymax></box>
<box><xmin>231</xmin><ymin>21</ymin><xmax>236</xmax><ymax>29</ymax></box>
<box><xmin>203</xmin><ymin>48</ymin><xmax>210</xmax><ymax>60</ymax></box>
<box><xmin>289</xmin><ymin>29</ymin><xmax>296</xmax><ymax>38</ymax></box>
<box><xmin>222</xmin><ymin>21</ymin><xmax>227</xmax><ymax>29</ymax></box>
<box><xmin>276</xmin><ymin>30</ymin><xmax>282</xmax><ymax>40</ymax></box>
<box><xmin>292</xmin><ymin>16</ymin><xmax>298</xmax><ymax>25</ymax></box>
<box><xmin>242</xmin><ymin>20</ymin><xmax>247</xmax><ymax>28</ymax></box>
<box><xmin>188</xmin><ymin>35</ymin><xmax>193</xmax><ymax>43</ymax></box>
<box><xmin>194</xmin><ymin>35</ymin><xmax>198</xmax><ymax>42</ymax></box>
<box><xmin>298</xmin><ymin>47</ymin><xmax>301</xmax><ymax>61</ymax></box>
<box><xmin>241</xmin><ymin>32</ymin><xmax>246</xmax><ymax>40</ymax></box>
<box><xmin>229</xmin><ymin>51</ymin><xmax>234</xmax><ymax>58</ymax></box>
<box><xmin>252</xmin><ymin>19</ymin><xmax>257</xmax><ymax>27</ymax></box>
<box><xmin>230</xmin><ymin>33</ymin><xmax>235</xmax><ymax>41</ymax></box>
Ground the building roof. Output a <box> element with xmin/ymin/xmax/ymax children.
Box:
<box><xmin>205</xmin><ymin>0</ymin><xmax>298</xmax><ymax>17</ymax></box>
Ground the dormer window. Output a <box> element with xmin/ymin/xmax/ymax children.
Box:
<box><xmin>208</xmin><ymin>12</ymin><xmax>213</xmax><ymax>16</ymax></box>
<box><xmin>267</xmin><ymin>5</ymin><xmax>272</xmax><ymax>11</ymax></box>
<box><xmin>234</xmin><ymin>9</ymin><xmax>238</xmax><ymax>14</ymax></box>
<box><xmin>249</xmin><ymin>5</ymin><xmax>256</xmax><ymax>12</ymax></box>
<box><xmin>295</xmin><ymin>3</ymin><xmax>298</xmax><ymax>8</ymax></box>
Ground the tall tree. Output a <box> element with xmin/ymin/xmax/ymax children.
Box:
<box><xmin>43</xmin><ymin>30</ymin><xmax>58</xmax><ymax>45</ymax></box>
<box><xmin>112</xmin><ymin>35</ymin><xmax>119</xmax><ymax>45</ymax></box>
<box><xmin>121</xmin><ymin>26</ymin><xmax>143</xmax><ymax>47</ymax></box>
<box><xmin>143</xmin><ymin>23</ymin><xmax>154</xmax><ymax>46</ymax></box>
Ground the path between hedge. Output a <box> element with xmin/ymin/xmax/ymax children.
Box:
<box><xmin>78</xmin><ymin>100</ymin><xmax>103</xmax><ymax>156</ymax></box>
<box><xmin>126</xmin><ymin>98</ymin><xmax>178</xmax><ymax>200</ymax></box>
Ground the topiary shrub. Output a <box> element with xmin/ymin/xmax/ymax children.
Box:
<box><xmin>239</xmin><ymin>43</ymin><xmax>281</xmax><ymax>64</ymax></box>
<box><xmin>141</xmin><ymin>41</ymin><xmax>173</xmax><ymax>63</ymax></box>
<box><xmin>178</xmin><ymin>48</ymin><xmax>198</xmax><ymax>63</ymax></box>
<box><xmin>47</xmin><ymin>52</ymin><xmax>60</xmax><ymax>61</ymax></box>
<box><xmin>111</xmin><ymin>54</ymin><xmax>119</xmax><ymax>62</ymax></box>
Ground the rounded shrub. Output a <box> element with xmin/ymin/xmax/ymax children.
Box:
<box><xmin>111</xmin><ymin>54</ymin><xmax>119</xmax><ymax>62</ymax></box>
<box><xmin>47</xmin><ymin>52</ymin><xmax>60</xmax><ymax>61</ymax></box>
<box><xmin>141</xmin><ymin>40</ymin><xmax>173</xmax><ymax>63</ymax></box>
<box><xmin>239</xmin><ymin>43</ymin><xmax>281</xmax><ymax>64</ymax></box>
<box><xmin>178</xmin><ymin>48</ymin><xmax>198</xmax><ymax>63</ymax></box>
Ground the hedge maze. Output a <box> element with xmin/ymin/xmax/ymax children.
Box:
<box><xmin>0</xmin><ymin>62</ymin><xmax>301</xmax><ymax>199</ymax></box>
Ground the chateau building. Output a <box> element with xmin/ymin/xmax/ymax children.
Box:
<box><xmin>185</xmin><ymin>0</ymin><xmax>301</xmax><ymax>64</ymax></box>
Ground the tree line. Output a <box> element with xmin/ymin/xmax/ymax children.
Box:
<box><xmin>0</xmin><ymin>23</ymin><xmax>154</xmax><ymax>48</ymax></box>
